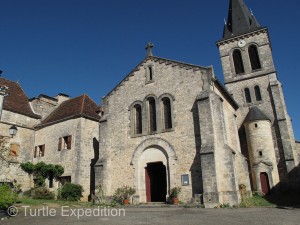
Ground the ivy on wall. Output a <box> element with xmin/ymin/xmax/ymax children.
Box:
<box><xmin>20</xmin><ymin>161</ymin><xmax>64</xmax><ymax>187</ymax></box>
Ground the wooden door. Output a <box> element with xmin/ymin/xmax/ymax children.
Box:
<box><xmin>145</xmin><ymin>168</ymin><xmax>151</xmax><ymax>202</ymax></box>
<box><xmin>260</xmin><ymin>172</ymin><xmax>270</xmax><ymax>195</ymax></box>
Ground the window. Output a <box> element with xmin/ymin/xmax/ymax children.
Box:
<box><xmin>233</xmin><ymin>49</ymin><xmax>245</xmax><ymax>74</ymax></box>
<box><xmin>162</xmin><ymin>97</ymin><xmax>172</xmax><ymax>129</ymax></box>
<box><xmin>60</xmin><ymin>176</ymin><xmax>71</xmax><ymax>186</ymax></box>
<box><xmin>148</xmin><ymin>97</ymin><xmax>157</xmax><ymax>132</ymax></box>
<box><xmin>134</xmin><ymin>104</ymin><xmax>142</xmax><ymax>134</ymax></box>
<box><xmin>49</xmin><ymin>171</ymin><xmax>54</xmax><ymax>188</ymax></box>
<box><xmin>34</xmin><ymin>144</ymin><xmax>45</xmax><ymax>158</ymax></box>
<box><xmin>149</xmin><ymin>66</ymin><xmax>153</xmax><ymax>81</ymax></box>
<box><xmin>244</xmin><ymin>88</ymin><xmax>252</xmax><ymax>103</ymax></box>
<box><xmin>145</xmin><ymin>65</ymin><xmax>154</xmax><ymax>83</ymax></box>
<box><xmin>249</xmin><ymin>45</ymin><xmax>261</xmax><ymax>70</ymax></box>
<box><xmin>254</xmin><ymin>85</ymin><xmax>262</xmax><ymax>101</ymax></box>
<box><xmin>58</xmin><ymin>135</ymin><xmax>72</xmax><ymax>151</ymax></box>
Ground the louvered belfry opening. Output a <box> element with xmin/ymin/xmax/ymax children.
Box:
<box><xmin>249</xmin><ymin>45</ymin><xmax>261</xmax><ymax>70</ymax></box>
<box><xmin>233</xmin><ymin>49</ymin><xmax>245</xmax><ymax>74</ymax></box>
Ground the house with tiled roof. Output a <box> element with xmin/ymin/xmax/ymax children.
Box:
<box><xmin>0</xmin><ymin>77</ymin><xmax>100</xmax><ymax>200</ymax></box>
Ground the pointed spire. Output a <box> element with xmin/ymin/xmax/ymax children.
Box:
<box><xmin>223</xmin><ymin>0</ymin><xmax>260</xmax><ymax>39</ymax></box>
<box><xmin>145</xmin><ymin>42</ymin><xmax>154</xmax><ymax>57</ymax></box>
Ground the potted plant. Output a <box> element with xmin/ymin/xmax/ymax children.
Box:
<box><xmin>170</xmin><ymin>187</ymin><xmax>181</xmax><ymax>205</ymax></box>
<box><xmin>122</xmin><ymin>186</ymin><xmax>135</xmax><ymax>205</ymax></box>
<box><xmin>112</xmin><ymin>186</ymin><xmax>135</xmax><ymax>205</ymax></box>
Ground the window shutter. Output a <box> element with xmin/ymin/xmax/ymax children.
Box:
<box><xmin>41</xmin><ymin>145</ymin><xmax>45</xmax><ymax>157</ymax></box>
<box><xmin>58</xmin><ymin>138</ymin><xmax>62</xmax><ymax>151</ymax></box>
<box><xmin>67</xmin><ymin>136</ymin><xmax>72</xmax><ymax>149</ymax></box>
<box><xmin>34</xmin><ymin>146</ymin><xmax>37</xmax><ymax>158</ymax></box>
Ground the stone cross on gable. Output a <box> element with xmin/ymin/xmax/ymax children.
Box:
<box><xmin>145</xmin><ymin>42</ymin><xmax>154</xmax><ymax>56</ymax></box>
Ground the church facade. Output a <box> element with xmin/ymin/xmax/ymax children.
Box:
<box><xmin>0</xmin><ymin>0</ymin><xmax>299</xmax><ymax>207</ymax></box>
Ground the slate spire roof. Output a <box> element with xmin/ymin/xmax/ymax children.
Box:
<box><xmin>0</xmin><ymin>77</ymin><xmax>41</xmax><ymax>119</ymax></box>
<box><xmin>244</xmin><ymin>107</ymin><xmax>270</xmax><ymax>123</ymax></box>
<box><xmin>38</xmin><ymin>94</ymin><xmax>100</xmax><ymax>127</ymax></box>
<box><xmin>223</xmin><ymin>0</ymin><xmax>261</xmax><ymax>39</ymax></box>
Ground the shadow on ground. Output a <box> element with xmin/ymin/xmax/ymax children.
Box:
<box><xmin>264</xmin><ymin>163</ymin><xmax>300</xmax><ymax>208</ymax></box>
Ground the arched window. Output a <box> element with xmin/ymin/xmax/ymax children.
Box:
<box><xmin>162</xmin><ymin>97</ymin><xmax>172</xmax><ymax>129</ymax></box>
<box><xmin>233</xmin><ymin>49</ymin><xmax>245</xmax><ymax>75</ymax></box>
<box><xmin>254</xmin><ymin>85</ymin><xmax>262</xmax><ymax>101</ymax></box>
<box><xmin>134</xmin><ymin>105</ymin><xmax>142</xmax><ymax>134</ymax></box>
<box><xmin>249</xmin><ymin>45</ymin><xmax>261</xmax><ymax>70</ymax></box>
<box><xmin>148</xmin><ymin>97</ymin><xmax>157</xmax><ymax>132</ymax></box>
<box><xmin>244</xmin><ymin>88</ymin><xmax>252</xmax><ymax>103</ymax></box>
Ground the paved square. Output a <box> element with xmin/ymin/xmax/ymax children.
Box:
<box><xmin>1</xmin><ymin>207</ymin><xmax>300</xmax><ymax>225</ymax></box>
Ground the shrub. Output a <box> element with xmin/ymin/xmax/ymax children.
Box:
<box><xmin>60</xmin><ymin>183</ymin><xmax>83</xmax><ymax>201</ymax></box>
<box><xmin>23</xmin><ymin>188</ymin><xmax>35</xmax><ymax>197</ymax></box>
<box><xmin>32</xmin><ymin>187</ymin><xmax>55</xmax><ymax>200</ymax></box>
<box><xmin>0</xmin><ymin>184</ymin><xmax>17</xmax><ymax>209</ymax></box>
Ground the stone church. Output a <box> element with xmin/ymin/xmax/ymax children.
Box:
<box><xmin>0</xmin><ymin>0</ymin><xmax>299</xmax><ymax>207</ymax></box>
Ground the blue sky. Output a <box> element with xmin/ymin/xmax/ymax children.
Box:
<box><xmin>0</xmin><ymin>0</ymin><xmax>299</xmax><ymax>140</ymax></box>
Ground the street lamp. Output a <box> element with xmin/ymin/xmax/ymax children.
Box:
<box><xmin>9</xmin><ymin>125</ymin><xmax>18</xmax><ymax>137</ymax></box>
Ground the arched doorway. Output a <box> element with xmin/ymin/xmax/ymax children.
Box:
<box><xmin>131</xmin><ymin>138</ymin><xmax>177</xmax><ymax>203</ymax></box>
<box><xmin>145</xmin><ymin>162</ymin><xmax>167</xmax><ymax>202</ymax></box>
<box><xmin>260</xmin><ymin>172</ymin><xmax>270</xmax><ymax>195</ymax></box>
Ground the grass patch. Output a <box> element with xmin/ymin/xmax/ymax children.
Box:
<box><xmin>240</xmin><ymin>194</ymin><xmax>274</xmax><ymax>207</ymax></box>
<box><xmin>17</xmin><ymin>196</ymin><xmax>91</xmax><ymax>207</ymax></box>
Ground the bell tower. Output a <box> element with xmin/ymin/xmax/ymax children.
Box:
<box><xmin>217</xmin><ymin>0</ymin><xmax>299</xmax><ymax>185</ymax></box>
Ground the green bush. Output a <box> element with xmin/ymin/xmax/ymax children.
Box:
<box><xmin>0</xmin><ymin>184</ymin><xmax>17</xmax><ymax>209</ymax></box>
<box><xmin>32</xmin><ymin>187</ymin><xmax>55</xmax><ymax>200</ymax></box>
<box><xmin>60</xmin><ymin>183</ymin><xmax>83</xmax><ymax>201</ymax></box>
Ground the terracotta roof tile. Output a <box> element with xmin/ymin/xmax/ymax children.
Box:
<box><xmin>39</xmin><ymin>94</ymin><xmax>100</xmax><ymax>126</ymax></box>
<box><xmin>0</xmin><ymin>77</ymin><xmax>41</xmax><ymax>119</ymax></box>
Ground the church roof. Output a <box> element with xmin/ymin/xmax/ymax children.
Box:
<box><xmin>222</xmin><ymin>0</ymin><xmax>261</xmax><ymax>40</ymax></box>
<box><xmin>244</xmin><ymin>107</ymin><xmax>270</xmax><ymax>123</ymax></box>
<box><xmin>0</xmin><ymin>77</ymin><xmax>41</xmax><ymax>119</ymax></box>
<box><xmin>37</xmin><ymin>94</ymin><xmax>100</xmax><ymax>128</ymax></box>
<box><xmin>106</xmin><ymin>55</ymin><xmax>211</xmax><ymax>98</ymax></box>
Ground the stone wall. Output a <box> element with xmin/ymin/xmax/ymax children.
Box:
<box><xmin>218</xmin><ymin>30</ymin><xmax>275</xmax><ymax>85</ymax></box>
<box><xmin>218</xmin><ymin>29</ymin><xmax>298</xmax><ymax>183</ymax></box>
<box><xmin>30</xmin><ymin>96</ymin><xmax>58</xmax><ymax>119</ymax></box>
<box><xmin>34</xmin><ymin>117</ymin><xmax>99</xmax><ymax>200</ymax></box>
<box><xmin>0</xmin><ymin>110</ymin><xmax>38</xmax><ymax>191</ymax></box>
<box><xmin>97</xmin><ymin>57</ymin><xmax>244</xmax><ymax>207</ymax></box>
<box><xmin>296</xmin><ymin>142</ymin><xmax>300</xmax><ymax>166</ymax></box>
<box><xmin>98</xmin><ymin>58</ymin><xmax>208</xmax><ymax>202</ymax></box>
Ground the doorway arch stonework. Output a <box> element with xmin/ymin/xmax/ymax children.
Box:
<box><xmin>130</xmin><ymin>138</ymin><xmax>177</xmax><ymax>202</ymax></box>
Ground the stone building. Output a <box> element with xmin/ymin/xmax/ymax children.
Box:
<box><xmin>0</xmin><ymin>80</ymin><xmax>100</xmax><ymax>200</ymax></box>
<box><xmin>95</xmin><ymin>0</ymin><xmax>300</xmax><ymax>207</ymax></box>
<box><xmin>0</xmin><ymin>0</ymin><xmax>299</xmax><ymax>207</ymax></box>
